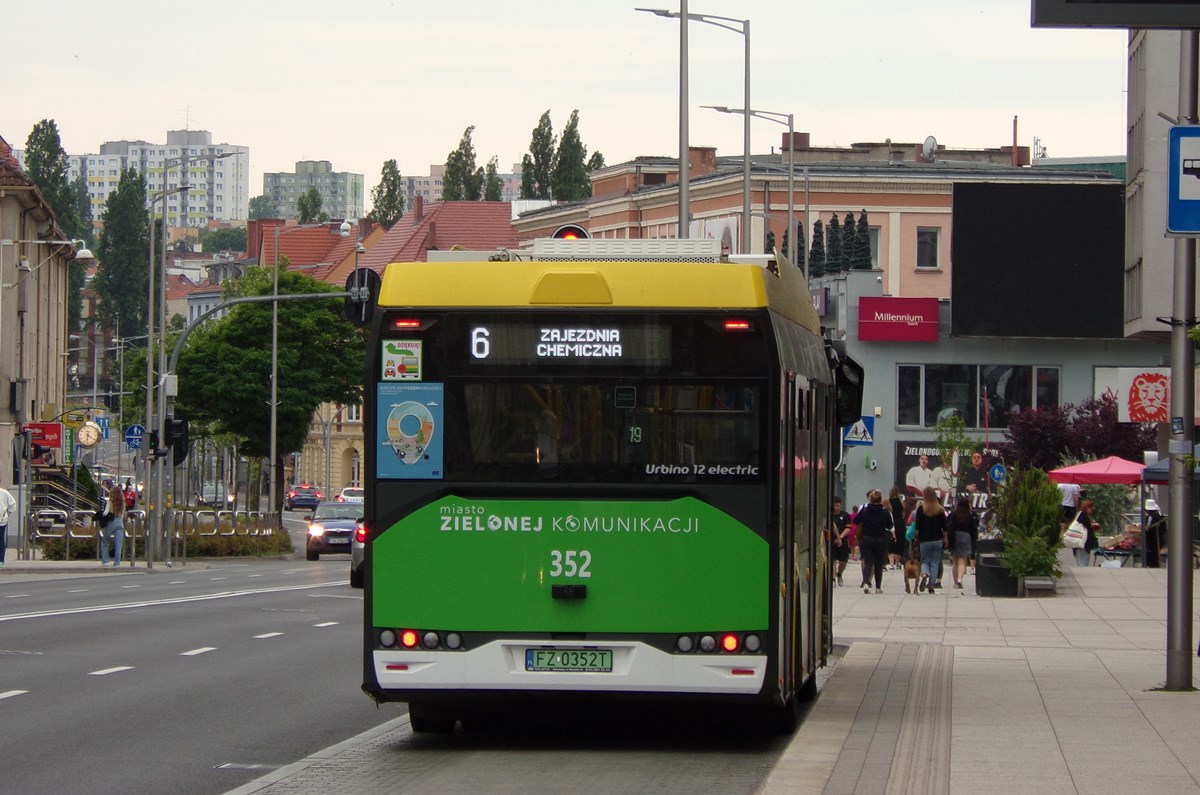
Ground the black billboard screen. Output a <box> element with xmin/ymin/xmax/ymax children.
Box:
<box><xmin>950</xmin><ymin>182</ymin><xmax>1123</xmax><ymax>339</ymax></box>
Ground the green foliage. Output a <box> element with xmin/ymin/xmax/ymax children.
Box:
<box><xmin>94</xmin><ymin>168</ymin><xmax>151</xmax><ymax>338</ymax></box>
<box><xmin>198</xmin><ymin>226</ymin><xmax>247</xmax><ymax>254</ymax></box>
<box><xmin>587</xmin><ymin>151</ymin><xmax>605</xmax><ymax>172</ymax></box>
<box><xmin>443</xmin><ymin>126</ymin><xmax>484</xmax><ymax>202</ymax></box>
<box><xmin>551</xmin><ymin>110</ymin><xmax>592</xmax><ymax>202</ymax></box>
<box><xmin>175</xmin><ymin>265</ymin><xmax>364</xmax><ymax>462</ymax></box>
<box><xmin>809</xmin><ymin>218</ymin><xmax>826</xmax><ymax>274</ymax></box>
<box><xmin>852</xmin><ymin>209</ymin><xmax>872</xmax><ymax>269</ymax></box>
<box><xmin>993</xmin><ymin>467</ymin><xmax>1063</xmax><ymax>549</ymax></box>
<box><xmin>825</xmin><ymin>214</ymin><xmax>843</xmax><ymax>272</ymax></box>
<box><xmin>296</xmin><ymin>188</ymin><xmax>325</xmax><ymax>224</ymax></box>
<box><xmin>1057</xmin><ymin>456</ymin><xmax>1132</xmax><ymax>534</ymax></box>
<box><xmin>249</xmin><ymin>195</ymin><xmax>276</xmax><ymax>220</ymax></box>
<box><xmin>24</xmin><ymin>119</ymin><xmax>89</xmax><ymax>330</ymax></box>
<box><xmin>40</xmin><ymin>528</ymin><xmax>293</xmax><ymax>561</ymax></box>
<box><xmin>484</xmin><ymin>156</ymin><xmax>502</xmax><ymax>202</ymax></box>
<box><xmin>997</xmin><ymin>533</ymin><xmax>1062</xmax><ymax>580</ymax></box>
<box><xmin>521</xmin><ymin>111</ymin><xmax>555</xmax><ymax>200</ymax></box>
<box><xmin>368</xmin><ymin>159</ymin><xmax>406</xmax><ymax>227</ymax></box>
<box><xmin>1003</xmin><ymin>392</ymin><xmax>1155</xmax><ymax>470</ymax></box>
<box><xmin>73</xmin><ymin>173</ymin><xmax>94</xmax><ymax>247</ymax></box>
<box><xmin>933</xmin><ymin>415</ymin><xmax>980</xmax><ymax>496</ymax></box>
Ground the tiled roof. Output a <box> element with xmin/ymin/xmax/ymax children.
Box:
<box><xmin>0</xmin><ymin>134</ymin><xmax>34</xmax><ymax>188</ymax></box>
<box><xmin>259</xmin><ymin>226</ymin><xmax>349</xmax><ymax>270</ymax></box>
<box><xmin>165</xmin><ymin>273</ymin><xmax>197</xmax><ymax>301</ymax></box>
<box><xmin>357</xmin><ymin>201</ymin><xmax>518</xmax><ymax>274</ymax></box>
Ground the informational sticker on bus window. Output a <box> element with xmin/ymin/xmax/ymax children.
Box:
<box><xmin>381</xmin><ymin>340</ymin><xmax>422</xmax><ymax>381</ymax></box>
<box><xmin>377</xmin><ymin>383</ymin><xmax>443</xmax><ymax>479</ymax></box>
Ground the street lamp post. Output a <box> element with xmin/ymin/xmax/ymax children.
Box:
<box><xmin>637</xmin><ymin>6</ymin><xmax>749</xmax><ymax>250</ymax></box>
<box><xmin>268</xmin><ymin>220</ymin><xmax>351</xmax><ymax>516</ymax></box>
<box><xmin>707</xmin><ymin>106</ymin><xmax>797</xmax><ymax>277</ymax></box>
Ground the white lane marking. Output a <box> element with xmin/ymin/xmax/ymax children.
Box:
<box><xmin>0</xmin><ymin>690</ymin><xmax>29</xmax><ymax>700</ymax></box>
<box><xmin>254</xmin><ymin>632</ymin><xmax>283</xmax><ymax>639</ymax></box>
<box><xmin>168</xmin><ymin>581</ymin><xmax>185</xmax><ymax>585</ymax></box>
<box><xmin>313</xmin><ymin>622</ymin><xmax>338</xmax><ymax>628</ymax></box>
<box><xmin>210</xmin><ymin>577</ymin><xmax>228</xmax><ymax>581</ymax></box>
<box><xmin>248</xmin><ymin>574</ymin><xmax>263</xmax><ymax>578</ymax></box>
<box><xmin>180</xmin><ymin>647</ymin><xmax>217</xmax><ymax>656</ymax></box>
<box><xmin>5</xmin><ymin>594</ymin><xmax>30</xmax><ymax>599</ymax></box>
<box><xmin>89</xmin><ymin>666</ymin><xmax>134</xmax><ymax>676</ymax></box>
<box><xmin>68</xmin><ymin>589</ymin><xmax>89</xmax><ymax>593</ymax></box>
<box><xmin>121</xmin><ymin>585</ymin><xmax>142</xmax><ymax>589</ymax></box>
<box><xmin>0</xmin><ymin>581</ymin><xmax>345</xmax><ymax>623</ymax></box>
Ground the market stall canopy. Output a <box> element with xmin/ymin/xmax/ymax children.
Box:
<box><xmin>1140</xmin><ymin>459</ymin><xmax>1200</xmax><ymax>485</ymax></box>
<box><xmin>1047</xmin><ymin>456</ymin><xmax>1145</xmax><ymax>485</ymax></box>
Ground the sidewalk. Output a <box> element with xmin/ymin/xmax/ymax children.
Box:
<box><xmin>0</xmin><ymin>554</ymin><xmax>208</xmax><ymax>577</ymax></box>
<box><xmin>762</xmin><ymin>557</ymin><xmax>1200</xmax><ymax>794</ymax></box>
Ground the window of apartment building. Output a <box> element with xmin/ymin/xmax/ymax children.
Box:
<box><xmin>897</xmin><ymin>364</ymin><xmax>1060</xmax><ymax>429</ymax></box>
<box><xmin>867</xmin><ymin>226</ymin><xmax>880</xmax><ymax>268</ymax></box>
<box><xmin>346</xmin><ymin>404</ymin><xmax>362</xmax><ymax>423</ymax></box>
<box><xmin>916</xmin><ymin>228</ymin><xmax>939</xmax><ymax>269</ymax></box>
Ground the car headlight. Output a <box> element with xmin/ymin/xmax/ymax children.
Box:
<box><xmin>308</xmin><ymin>524</ymin><xmax>326</xmax><ymax>537</ymax></box>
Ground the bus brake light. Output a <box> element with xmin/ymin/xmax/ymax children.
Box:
<box><xmin>400</xmin><ymin>630</ymin><xmax>420</xmax><ymax>648</ymax></box>
<box><xmin>723</xmin><ymin>320</ymin><xmax>752</xmax><ymax>332</ymax></box>
<box><xmin>391</xmin><ymin>318</ymin><xmax>421</xmax><ymax>329</ymax></box>
<box><xmin>721</xmin><ymin>633</ymin><xmax>740</xmax><ymax>652</ymax></box>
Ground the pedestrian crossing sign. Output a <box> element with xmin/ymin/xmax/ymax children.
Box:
<box><xmin>843</xmin><ymin>416</ymin><xmax>874</xmax><ymax>447</ymax></box>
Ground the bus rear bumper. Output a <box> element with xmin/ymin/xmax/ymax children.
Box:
<box><xmin>373</xmin><ymin>640</ymin><xmax>766</xmax><ymax>694</ymax></box>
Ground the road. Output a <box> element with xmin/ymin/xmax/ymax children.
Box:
<box><xmin>0</xmin><ymin>516</ymin><xmax>394</xmax><ymax>795</ymax></box>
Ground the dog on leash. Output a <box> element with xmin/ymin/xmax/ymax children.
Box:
<box><xmin>903</xmin><ymin>550</ymin><xmax>921</xmax><ymax>594</ymax></box>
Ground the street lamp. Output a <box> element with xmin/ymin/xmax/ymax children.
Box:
<box><xmin>637</xmin><ymin>6</ymin><xmax>749</xmax><ymax>251</ymax></box>
<box><xmin>706</xmin><ymin>106</ymin><xmax>799</xmax><ymax>278</ymax></box>
<box><xmin>268</xmin><ymin>219</ymin><xmax>352</xmax><ymax>514</ymax></box>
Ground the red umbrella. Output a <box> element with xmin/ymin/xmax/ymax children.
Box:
<box><xmin>1047</xmin><ymin>456</ymin><xmax>1144</xmax><ymax>485</ymax></box>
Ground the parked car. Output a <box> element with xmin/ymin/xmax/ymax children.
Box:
<box><xmin>350</xmin><ymin>520</ymin><xmax>367</xmax><ymax>588</ymax></box>
<box><xmin>285</xmin><ymin>484</ymin><xmax>322</xmax><ymax>511</ymax></box>
<box><xmin>305</xmin><ymin>501</ymin><xmax>362</xmax><ymax>561</ymax></box>
<box><xmin>336</xmin><ymin>486</ymin><xmax>364</xmax><ymax>503</ymax></box>
<box><xmin>196</xmin><ymin>482</ymin><xmax>234</xmax><ymax>508</ymax></box>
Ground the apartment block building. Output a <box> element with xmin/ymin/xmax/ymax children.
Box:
<box><xmin>263</xmin><ymin>160</ymin><xmax>364</xmax><ymax>222</ymax></box>
<box><xmin>14</xmin><ymin>129</ymin><xmax>250</xmax><ymax>227</ymax></box>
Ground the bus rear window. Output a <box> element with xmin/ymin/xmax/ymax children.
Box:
<box><xmin>445</xmin><ymin>381</ymin><xmax>763</xmax><ymax>483</ymax></box>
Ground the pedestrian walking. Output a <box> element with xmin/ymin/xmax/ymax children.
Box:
<box><xmin>888</xmin><ymin>486</ymin><xmax>906</xmax><ymax>570</ymax></box>
<box><xmin>948</xmin><ymin>496</ymin><xmax>978</xmax><ymax>589</ymax></box>
<box><xmin>1072</xmin><ymin>499</ymin><xmax>1100</xmax><ymax>568</ymax></box>
<box><xmin>1143</xmin><ymin>498</ymin><xmax>1165</xmax><ymax>569</ymax></box>
<box><xmin>912</xmin><ymin>486</ymin><xmax>949</xmax><ymax>593</ymax></box>
<box><xmin>855</xmin><ymin>489</ymin><xmax>895</xmax><ymax>594</ymax></box>
<box><xmin>0</xmin><ymin>481</ymin><xmax>15</xmax><ymax>567</ymax></box>
<box><xmin>99</xmin><ymin>479</ymin><xmax>126</xmax><ymax>567</ymax></box>
<box><xmin>830</xmin><ymin>497</ymin><xmax>852</xmax><ymax>586</ymax></box>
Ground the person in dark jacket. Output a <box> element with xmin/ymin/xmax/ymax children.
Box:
<box><xmin>1143</xmin><ymin>499</ymin><xmax>1164</xmax><ymax>569</ymax></box>
<box><xmin>888</xmin><ymin>486</ymin><xmax>906</xmax><ymax>570</ymax></box>
<box><xmin>913</xmin><ymin>486</ymin><xmax>948</xmax><ymax>593</ymax></box>
<box><xmin>855</xmin><ymin>489</ymin><xmax>895</xmax><ymax>594</ymax></box>
<box><xmin>948</xmin><ymin>496</ymin><xmax>978</xmax><ymax>589</ymax></box>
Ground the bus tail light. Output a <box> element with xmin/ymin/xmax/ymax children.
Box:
<box><xmin>723</xmin><ymin>319</ymin><xmax>753</xmax><ymax>332</ymax></box>
<box><xmin>721</xmin><ymin>633</ymin><xmax>740</xmax><ymax>653</ymax></box>
<box><xmin>391</xmin><ymin>318</ymin><xmax>422</xmax><ymax>330</ymax></box>
<box><xmin>744</xmin><ymin>634</ymin><xmax>762</xmax><ymax>653</ymax></box>
<box><xmin>400</xmin><ymin>629</ymin><xmax>420</xmax><ymax>648</ymax></box>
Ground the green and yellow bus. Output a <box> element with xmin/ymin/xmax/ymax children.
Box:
<box><xmin>361</xmin><ymin>239</ymin><xmax>863</xmax><ymax>731</ymax></box>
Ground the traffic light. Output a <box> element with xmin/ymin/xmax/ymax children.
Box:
<box><xmin>165</xmin><ymin>413</ymin><xmax>190</xmax><ymax>466</ymax></box>
<box><xmin>148</xmin><ymin>430</ymin><xmax>163</xmax><ymax>460</ymax></box>
<box><xmin>552</xmin><ymin>224</ymin><xmax>589</xmax><ymax>240</ymax></box>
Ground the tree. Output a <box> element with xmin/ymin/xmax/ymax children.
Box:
<box><xmin>852</xmin><ymin>209</ymin><xmax>872</xmax><ymax>269</ymax></box>
<box><xmin>24</xmin><ymin>119</ymin><xmax>88</xmax><ymax>330</ymax></box>
<box><xmin>249</xmin><ymin>195</ymin><xmax>276</xmax><ymax>220</ymax></box>
<box><xmin>551</xmin><ymin>110</ymin><xmax>591</xmax><ymax>202</ymax></box>
<box><xmin>933</xmin><ymin>415</ymin><xmax>980</xmax><ymax>498</ymax></box>
<box><xmin>587</xmin><ymin>151</ymin><xmax>606</xmax><ymax>172</ymax></box>
<box><xmin>198</xmin><ymin>226</ymin><xmax>248</xmax><ymax>254</ymax></box>
<box><xmin>73</xmin><ymin>174</ymin><xmax>94</xmax><ymax>247</ymax></box>
<box><xmin>443</xmin><ymin>126</ymin><xmax>484</xmax><ymax>202</ymax></box>
<box><xmin>93</xmin><ymin>168</ymin><xmax>150</xmax><ymax>340</ymax></box>
<box><xmin>809</xmin><ymin>219</ymin><xmax>826</xmax><ymax>274</ymax></box>
<box><xmin>1002</xmin><ymin>392</ymin><xmax>1155</xmax><ymax>471</ymax></box>
<box><xmin>296</xmin><ymin>188</ymin><xmax>325</xmax><ymax>223</ymax></box>
<box><xmin>484</xmin><ymin>156</ymin><xmax>502</xmax><ymax>202</ymax></box>
<box><xmin>825</xmin><ymin>214</ymin><xmax>843</xmax><ymax>272</ymax></box>
<box><xmin>176</xmin><ymin>265</ymin><xmax>364</xmax><ymax>511</ymax></box>
<box><xmin>520</xmin><ymin>111</ymin><xmax>555</xmax><ymax>200</ymax></box>
<box><xmin>368</xmin><ymin>159</ymin><xmax>405</xmax><ymax>227</ymax></box>
<box><xmin>843</xmin><ymin>212</ymin><xmax>857</xmax><ymax>268</ymax></box>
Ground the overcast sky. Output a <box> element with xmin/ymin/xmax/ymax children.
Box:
<box><xmin>4</xmin><ymin>0</ymin><xmax>1128</xmax><ymax>204</ymax></box>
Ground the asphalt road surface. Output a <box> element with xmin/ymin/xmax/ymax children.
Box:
<box><xmin>0</xmin><ymin>554</ymin><xmax>396</xmax><ymax>795</ymax></box>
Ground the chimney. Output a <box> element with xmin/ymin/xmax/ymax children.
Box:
<box><xmin>414</xmin><ymin>194</ymin><xmax>424</xmax><ymax>222</ymax></box>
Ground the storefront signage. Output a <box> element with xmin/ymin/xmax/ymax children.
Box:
<box><xmin>858</xmin><ymin>297</ymin><xmax>938</xmax><ymax>342</ymax></box>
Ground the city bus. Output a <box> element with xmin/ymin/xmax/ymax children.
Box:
<box><xmin>360</xmin><ymin>239</ymin><xmax>863</xmax><ymax>731</ymax></box>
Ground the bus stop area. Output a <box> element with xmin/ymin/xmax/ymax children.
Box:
<box><xmin>210</xmin><ymin>555</ymin><xmax>1200</xmax><ymax>795</ymax></box>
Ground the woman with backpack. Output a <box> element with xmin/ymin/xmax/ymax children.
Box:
<box><xmin>912</xmin><ymin>486</ymin><xmax>949</xmax><ymax>593</ymax></box>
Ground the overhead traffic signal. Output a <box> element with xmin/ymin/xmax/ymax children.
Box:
<box><xmin>552</xmin><ymin>224</ymin><xmax>589</xmax><ymax>240</ymax></box>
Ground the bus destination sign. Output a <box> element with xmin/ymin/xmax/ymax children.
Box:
<box><xmin>469</xmin><ymin>324</ymin><xmax>671</xmax><ymax>365</ymax></box>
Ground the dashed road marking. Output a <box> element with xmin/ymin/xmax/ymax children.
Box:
<box><xmin>0</xmin><ymin>690</ymin><xmax>29</xmax><ymax>700</ymax></box>
<box><xmin>89</xmin><ymin>666</ymin><xmax>134</xmax><ymax>676</ymax></box>
<box><xmin>313</xmin><ymin>622</ymin><xmax>338</xmax><ymax>628</ymax></box>
<box><xmin>4</xmin><ymin>594</ymin><xmax>30</xmax><ymax>599</ymax></box>
<box><xmin>210</xmin><ymin>577</ymin><xmax>228</xmax><ymax>581</ymax></box>
<box><xmin>68</xmin><ymin>589</ymin><xmax>89</xmax><ymax>593</ymax></box>
<box><xmin>121</xmin><ymin>585</ymin><xmax>142</xmax><ymax>589</ymax></box>
<box><xmin>255</xmin><ymin>632</ymin><xmax>283</xmax><ymax>639</ymax></box>
<box><xmin>181</xmin><ymin>647</ymin><xmax>217</xmax><ymax>656</ymax></box>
